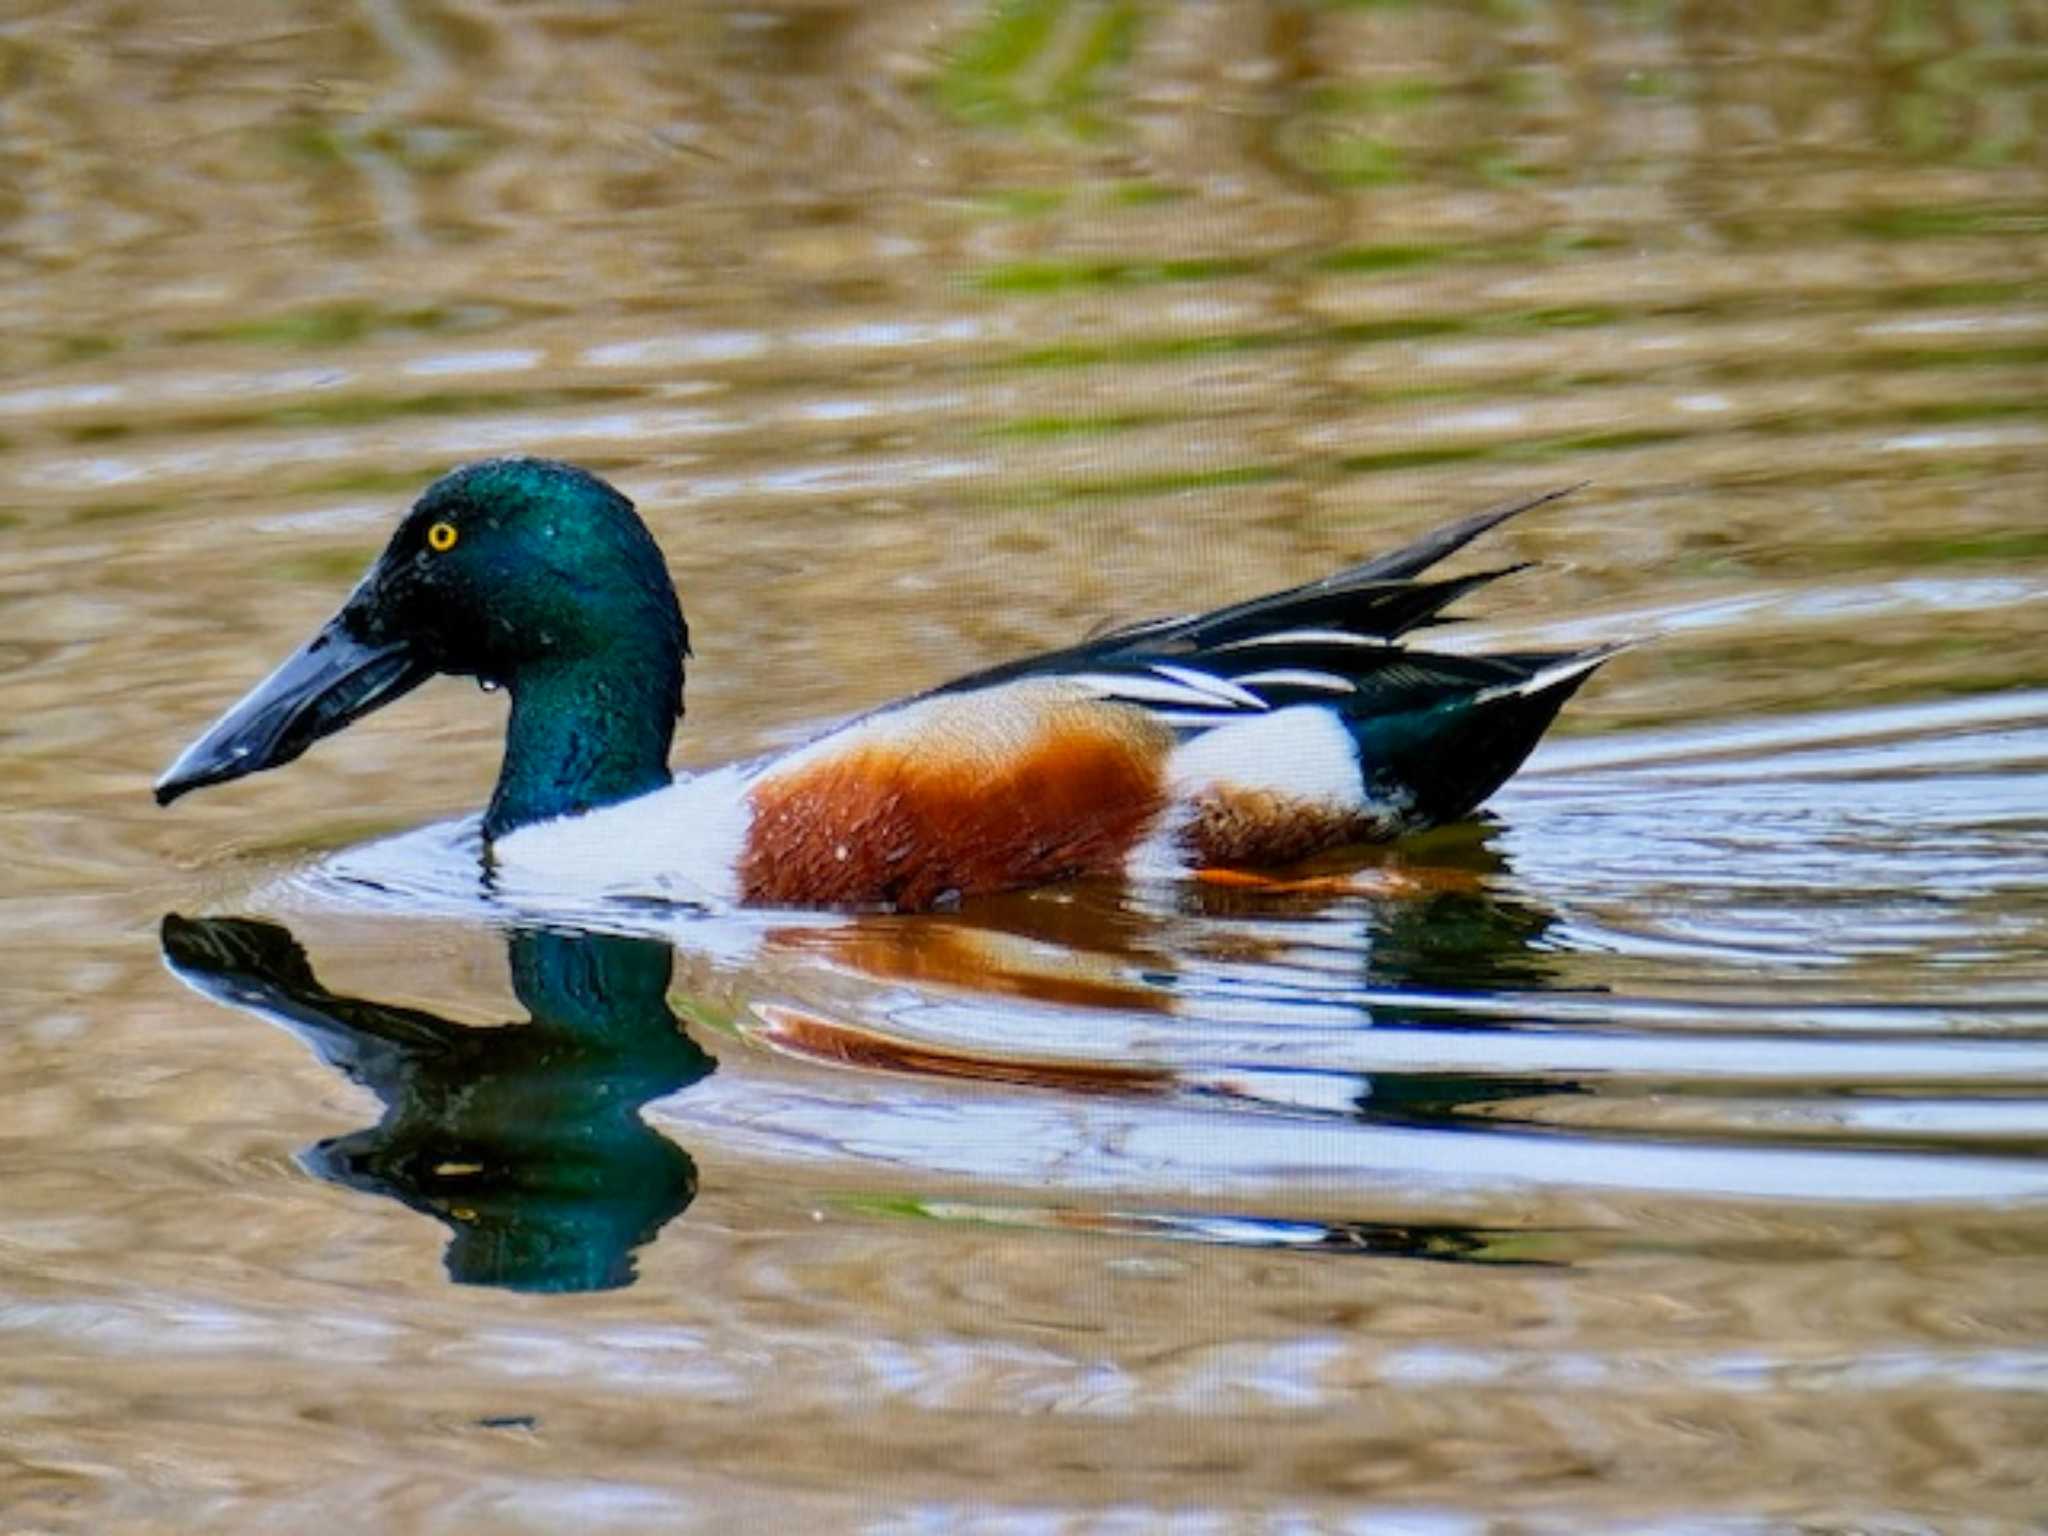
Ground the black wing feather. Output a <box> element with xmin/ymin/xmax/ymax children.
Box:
<box><xmin>1336</xmin><ymin>484</ymin><xmax>1581</xmax><ymax>582</ymax></box>
<box><xmin>929</xmin><ymin>487</ymin><xmax>1579</xmax><ymax>707</ymax></box>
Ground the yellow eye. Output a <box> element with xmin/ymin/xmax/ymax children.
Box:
<box><xmin>427</xmin><ymin>521</ymin><xmax>459</xmax><ymax>553</ymax></box>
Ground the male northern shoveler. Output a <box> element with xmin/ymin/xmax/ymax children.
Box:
<box><xmin>157</xmin><ymin>458</ymin><xmax>1617</xmax><ymax>910</ymax></box>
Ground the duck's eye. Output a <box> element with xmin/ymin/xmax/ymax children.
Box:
<box><xmin>427</xmin><ymin>521</ymin><xmax>459</xmax><ymax>553</ymax></box>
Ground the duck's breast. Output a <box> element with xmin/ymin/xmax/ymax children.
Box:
<box><xmin>491</xmin><ymin>762</ymin><xmax>758</xmax><ymax>907</ymax></box>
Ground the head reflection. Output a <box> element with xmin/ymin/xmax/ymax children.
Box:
<box><xmin>160</xmin><ymin>914</ymin><xmax>712</xmax><ymax>1294</ymax></box>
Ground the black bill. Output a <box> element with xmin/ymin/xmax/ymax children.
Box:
<box><xmin>155</xmin><ymin>611</ymin><xmax>431</xmax><ymax>806</ymax></box>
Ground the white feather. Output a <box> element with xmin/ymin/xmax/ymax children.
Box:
<box><xmin>1147</xmin><ymin>663</ymin><xmax>1268</xmax><ymax>711</ymax></box>
<box><xmin>493</xmin><ymin>762</ymin><xmax>754</xmax><ymax>906</ymax></box>
<box><xmin>1472</xmin><ymin>650</ymin><xmax>1612</xmax><ymax>703</ymax></box>
<box><xmin>1232</xmin><ymin>668</ymin><xmax>1357</xmax><ymax>694</ymax></box>
<box><xmin>1166</xmin><ymin>706</ymin><xmax>1365</xmax><ymax>806</ymax></box>
<box><xmin>1210</xmin><ymin>628</ymin><xmax>1396</xmax><ymax>651</ymax></box>
<box><xmin>1068</xmin><ymin>671</ymin><xmax>1233</xmax><ymax>709</ymax></box>
<box><xmin>1127</xmin><ymin>707</ymin><xmax>1386</xmax><ymax>877</ymax></box>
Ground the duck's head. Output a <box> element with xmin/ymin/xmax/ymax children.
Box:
<box><xmin>157</xmin><ymin>458</ymin><xmax>689</xmax><ymax>836</ymax></box>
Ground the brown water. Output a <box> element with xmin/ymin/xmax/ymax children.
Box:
<box><xmin>5</xmin><ymin>2</ymin><xmax>2048</xmax><ymax>1530</ymax></box>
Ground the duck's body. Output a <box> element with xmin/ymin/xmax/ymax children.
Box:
<box><xmin>499</xmin><ymin>628</ymin><xmax>1605</xmax><ymax>911</ymax></box>
<box><xmin>159</xmin><ymin>459</ymin><xmax>1615</xmax><ymax>911</ymax></box>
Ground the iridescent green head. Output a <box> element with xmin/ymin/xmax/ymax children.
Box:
<box><xmin>157</xmin><ymin>457</ymin><xmax>690</xmax><ymax>838</ymax></box>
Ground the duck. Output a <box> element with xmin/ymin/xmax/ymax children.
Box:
<box><xmin>156</xmin><ymin>457</ymin><xmax>1618</xmax><ymax>911</ymax></box>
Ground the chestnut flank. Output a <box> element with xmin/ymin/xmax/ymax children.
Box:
<box><xmin>740</xmin><ymin>690</ymin><xmax>1173</xmax><ymax>909</ymax></box>
<box><xmin>1180</xmin><ymin>785</ymin><xmax>1397</xmax><ymax>868</ymax></box>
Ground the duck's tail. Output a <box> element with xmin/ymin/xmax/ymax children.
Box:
<box><xmin>1346</xmin><ymin>644</ymin><xmax>1624</xmax><ymax>827</ymax></box>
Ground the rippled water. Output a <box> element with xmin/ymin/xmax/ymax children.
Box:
<box><xmin>5</xmin><ymin>2</ymin><xmax>2048</xmax><ymax>1530</ymax></box>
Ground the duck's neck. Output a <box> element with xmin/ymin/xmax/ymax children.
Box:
<box><xmin>486</xmin><ymin>659</ymin><xmax>677</xmax><ymax>839</ymax></box>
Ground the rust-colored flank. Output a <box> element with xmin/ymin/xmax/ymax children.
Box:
<box><xmin>1180</xmin><ymin>785</ymin><xmax>1392</xmax><ymax>869</ymax></box>
<box><xmin>739</xmin><ymin>684</ymin><xmax>1176</xmax><ymax>910</ymax></box>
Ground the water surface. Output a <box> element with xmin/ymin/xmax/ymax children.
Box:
<box><xmin>3</xmin><ymin>2</ymin><xmax>2047</xmax><ymax>1529</ymax></box>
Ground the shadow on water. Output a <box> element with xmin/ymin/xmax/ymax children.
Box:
<box><xmin>161</xmin><ymin>914</ymin><xmax>714</xmax><ymax>1294</ymax></box>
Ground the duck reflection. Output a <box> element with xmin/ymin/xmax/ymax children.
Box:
<box><xmin>161</xmin><ymin>824</ymin><xmax>1584</xmax><ymax>1289</ymax></box>
<box><xmin>764</xmin><ymin>823</ymin><xmax>1558</xmax><ymax>1009</ymax></box>
<box><xmin>1177</xmin><ymin>820</ymin><xmax>1563</xmax><ymax>992</ymax></box>
<box><xmin>161</xmin><ymin>914</ymin><xmax>712</xmax><ymax>1294</ymax></box>
<box><xmin>756</xmin><ymin>820</ymin><xmax>1582</xmax><ymax>1136</ymax></box>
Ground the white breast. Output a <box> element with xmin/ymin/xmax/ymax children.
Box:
<box><xmin>491</xmin><ymin>762</ymin><xmax>757</xmax><ymax>907</ymax></box>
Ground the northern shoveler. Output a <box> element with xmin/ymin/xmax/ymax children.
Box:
<box><xmin>157</xmin><ymin>458</ymin><xmax>1617</xmax><ymax>910</ymax></box>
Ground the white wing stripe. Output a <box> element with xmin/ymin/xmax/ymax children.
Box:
<box><xmin>1068</xmin><ymin>672</ymin><xmax>1235</xmax><ymax>709</ymax></box>
<box><xmin>1233</xmin><ymin>668</ymin><xmax>1357</xmax><ymax>694</ymax></box>
<box><xmin>1210</xmin><ymin>628</ymin><xmax>1396</xmax><ymax>651</ymax></box>
<box><xmin>1472</xmin><ymin>650</ymin><xmax>1615</xmax><ymax>703</ymax></box>
<box><xmin>1149</xmin><ymin>663</ymin><xmax>1269</xmax><ymax>711</ymax></box>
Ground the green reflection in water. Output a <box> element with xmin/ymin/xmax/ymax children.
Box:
<box><xmin>168</xmin><ymin>300</ymin><xmax>513</xmax><ymax>350</ymax></box>
<box><xmin>161</xmin><ymin>915</ymin><xmax>713</xmax><ymax>1294</ymax></box>
<box><xmin>966</xmin><ymin>256</ymin><xmax>1261</xmax><ymax>294</ymax></box>
<box><xmin>936</xmin><ymin>0</ymin><xmax>1140</xmax><ymax>133</ymax></box>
